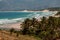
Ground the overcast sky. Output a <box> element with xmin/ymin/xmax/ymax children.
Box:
<box><xmin>0</xmin><ymin>0</ymin><xmax>60</xmax><ymax>11</ymax></box>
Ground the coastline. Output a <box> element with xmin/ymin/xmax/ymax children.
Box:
<box><xmin>0</xmin><ymin>9</ymin><xmax>58</xmax><ymax>12</ymax></box>
<box><xmin>0</xmin><ymin>10</ymin><xmax>58</xmax><ymax>30</ymax></box>
<box><xmin>0</xmin><ymin>22</ymin><xmax>22</xmax><ymax>30</ymax></box>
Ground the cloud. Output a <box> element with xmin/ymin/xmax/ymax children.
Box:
<box><xmin>0</xmin><ymin>0</ymin><xmax>2</xmax><ymax>1</ymax></box>
<box><xmin>0</xmin><ymin>0</ymin><xmax>60</xmax><ymax>11</ymax></box>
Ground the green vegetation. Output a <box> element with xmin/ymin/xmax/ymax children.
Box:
<box><xmin>10</xmin><ymin>28</ymin><xmax>20</xmax><ymax>37</ymax></box>
<box><xmin>9</xmin><ymin>12</ymin><xmax>60</xmax><ymax>40</ymax></box>
<box><xmin>10</xmin><ymin>28</ymin><xmax>15</xmax><ymax>34</ymax></box>
<box><xmin>21</xmin><ymin>16</ymin><xmax>60</xmax><ymax>40</ymax></box>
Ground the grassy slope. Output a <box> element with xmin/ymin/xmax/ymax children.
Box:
<box><xmin>0</xmin><ymin>30</ymin><xmax>41</xmax><ymax>40</ymax></box>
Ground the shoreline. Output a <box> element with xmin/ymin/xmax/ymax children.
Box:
<box><xmin>0</xmin><ymin>10</ymin><xmax>58</xmax><ymax>30</ymax></box>
<box><xmin>0</xmin><ymin>10</ymin><xmax>58</xmax><ymax>12</ymax></box>
<box><xmin>0</xmin><ymin>22</ymin><xmax>22</xmax><ymax>30</ymax></box>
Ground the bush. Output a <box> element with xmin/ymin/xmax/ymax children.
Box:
<box><xmin>21</xmin><ymin>16</ymin><xmax>60</xmax><ymax>40</ymax></box>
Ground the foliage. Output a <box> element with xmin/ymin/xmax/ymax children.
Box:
<box><xmin>10</xmin><ymin>28</ymin><xmax>15</xmax><ymax>34</ymax></box>
<box><xmin>21</xmin><ymin>16</ymin><xmax>60</xmax><ymax>40</ymax></box>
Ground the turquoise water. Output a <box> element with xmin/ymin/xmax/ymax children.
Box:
<box><xmin>0</xmin><ymin>12</ymin><xmax>31</xmax><ymax>19</ymax></box>
<box><xmin>0</xmin><ymin>11</ymin><xmax>56</xmax><ymax>24</ymax></box>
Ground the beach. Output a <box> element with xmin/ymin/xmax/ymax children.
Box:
<box><xmin>0</xmin><ymin>22</ymin><xmax>22</xmax><ymax>30</ymax></box>
<box><xmin>0</xmin><ymin>10</ymin><xmax>58</xmax><ymax>30</ymax></box>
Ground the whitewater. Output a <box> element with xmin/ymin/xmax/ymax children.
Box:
<box><xmin>0</xmin><ymin>11</ymin><xmax>57</xmax><ymax>24</ymax></box>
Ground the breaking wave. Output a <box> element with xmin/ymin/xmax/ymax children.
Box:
<box><xmin>0</xmin><ymin>11</ymin><xmax>57</xmax><ymax>24</ymax></box>
<box><xmin>0</xmin><ymin>18</ymin><xmax>24</xmax><ymax>24</ymax></box>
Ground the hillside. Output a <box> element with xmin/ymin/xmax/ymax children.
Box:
<box><xmin>47</xmin><ymin>7</ymin><xmax>60</xmax><ymax>11</ymax></box>
<box><xmin>0</xmin><ymin>30</ymin><xmax>40</xmax><ymax>40</ymax></box>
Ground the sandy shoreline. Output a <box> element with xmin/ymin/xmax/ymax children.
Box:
<box><xmin>0</xmin><ymin>10</ymin><xmax>58</xmax><ymax>30</ymax></box>
<box><xmin>0</xmin><ymin>22</ymin><xmax>22</xmax><ymax>30</ymax></box>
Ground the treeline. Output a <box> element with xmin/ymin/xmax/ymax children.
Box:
<box><xmin>47</xmin><ymin>7</ymin><xmax>60</xmax><ymax>11</ymax></box>
<box><xmin>21</xmin><ymin>16</ymin><xmax>60</xmax><ymax>40</ymax></box>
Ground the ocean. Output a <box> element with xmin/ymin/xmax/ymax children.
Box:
<box><xmin>0</xmin><ymin>11</ymin><xmax>57</xmax><ymax>24</ymax></box>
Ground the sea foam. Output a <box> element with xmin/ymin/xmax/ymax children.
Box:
<box><xmin>0</xmin><ymin>11</ymin><xmax>57</xmax><ymax>24</ymax></box>
<box><xmin>0</xmin><ymin>18</ymin><xmax>23</xmax><ymax>24</ymax></box>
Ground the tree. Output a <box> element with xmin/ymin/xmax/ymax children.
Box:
<box><xmin>21</xmin><ymin>16</ymin><xmax>60</xmax><ymax>40</ymax></box>
<box><xmin>21</xmin><ymin>18</ymin><xmax>32</xmax><ymax>35</ymax></box>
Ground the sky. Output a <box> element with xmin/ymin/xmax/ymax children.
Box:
<box><xmin>0</xmin><ymin>0</ymin><xmax>60</xmax><ymax>11</ymax></box>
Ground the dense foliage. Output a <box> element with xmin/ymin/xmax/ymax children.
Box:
<box><xmin>21</xmin><ymin>16</ymin><xmax>60</xmax><ymax>40</ymax></box>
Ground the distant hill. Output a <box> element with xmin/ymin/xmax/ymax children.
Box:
<box><xmin>47</xmin><ymin>7</ymin><xmax>60</xmax><ymax>11</ymax></box>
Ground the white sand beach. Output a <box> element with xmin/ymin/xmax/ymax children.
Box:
<box><xmin>0</xmin><ymin>22</ymin><xmax>22</xmax><ymax>30</ymax></box>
